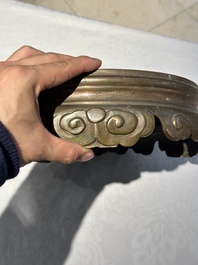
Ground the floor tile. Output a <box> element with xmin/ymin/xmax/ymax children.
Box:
<box><xmin>186</xmin><ymin>2</ymin><xmax>198</xmax><ymax>22</ymax></box>
<box><xmin>66</xmin><ymin>0</ymin><xmax>182</xmax><ymax>31</ymax></box>
<box><xmin>16</xmin><ymin>0</ymin><xmax>198</xmax><ymax>42</ymax></box>
<box><xmin>175</xmin><ymin>0</ymin><xmax>198</xmax><ymax>9</ymax></box>
<box><xmin>151</xmin><ymin>11</ymin><xmax>198</xmax><ymax>42</ymax></box>
<box><xmin>20</xmin><ymin>0</ymin><xmax>74</xmax><ymax>13</ymax></box>
<box><xmin>19</xmin><ymin>0</ymin><xmax>45</xmax><ymax>4</ymax></box>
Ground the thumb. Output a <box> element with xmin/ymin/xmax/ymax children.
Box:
<box><xmin>42</xmin><ymin>133</ymin><xmax>94</xmax><ymax>164</ymax></box>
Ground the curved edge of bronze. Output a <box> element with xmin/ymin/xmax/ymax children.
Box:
<box><xmin>39</xmin><ymin>69</ymin><xmax>198</xmax><ymax>157</ymax></box>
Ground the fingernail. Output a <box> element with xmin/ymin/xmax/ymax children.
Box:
<box><xmin>78</xmin><ymin>152</ymin><xmax>94</xmax><ymax>162</ymax></box>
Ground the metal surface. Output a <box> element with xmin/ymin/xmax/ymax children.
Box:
<box><xmin>39</xmin><ymin>69</ymin><xmax>198</xmax><ymax>157</ymax></box>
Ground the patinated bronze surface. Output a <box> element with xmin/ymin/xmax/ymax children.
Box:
<box><xmin>39</xmin><ymin>69</ymin><xmax>198</xmax><ymax>157</ymax></box>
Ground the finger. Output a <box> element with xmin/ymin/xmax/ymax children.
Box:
<box><xmin>15</xmin><ymin>52</ymin><xmax>73</xmax><ymax>66</ymax></box>
<box><xmin>6</xmin><ymin>45</ymin><xmax>44</xmax><ymax>61</ymax></box>
<box><xmin>39</xmin><ymin>133</ymin><xmax>94</xmax><ymax>164</ymax></box>
<box><xmin>34</xmin><ymin>56</ymin><xmax>102</xmax><ymax>94</ymax></box>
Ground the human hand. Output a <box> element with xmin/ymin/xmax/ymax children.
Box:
<box><xmin>0</xmin><ymin>46</ymin><xmax>102</xmax><ymax>166</ymax></box>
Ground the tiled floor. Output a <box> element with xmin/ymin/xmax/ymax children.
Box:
<box><xmin>19</xmin><ymin>0</ymin><xmax>198</xmax><ymax>43</ymax></box>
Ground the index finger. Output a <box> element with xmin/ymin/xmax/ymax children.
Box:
<box><xmin>34</xmin><ymin>55</ymin><xmax>102</xmax><ymax>95</ymax></box>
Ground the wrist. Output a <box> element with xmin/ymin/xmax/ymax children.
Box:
<box><xmin>0</xmin><ymin>122</ymin><xmax>20</xmax><ymax>180</ymax></box>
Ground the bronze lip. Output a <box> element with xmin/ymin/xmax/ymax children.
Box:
<box><xmin>57</xmin><ymin>69</ymin><xmax>198</xmax><ymax>112</ymax></box>
<box><xmin>39</xmin><ymin>69</ymin><xmax>198</xmax><ymax>157</ymax></box>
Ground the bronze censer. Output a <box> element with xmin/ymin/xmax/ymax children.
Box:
<box><xmin>39</xmin><ymin>69</ymin><xmax>198</xmax><ymax>157</ymax></box>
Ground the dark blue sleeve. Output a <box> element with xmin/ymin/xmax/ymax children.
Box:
<box><xmin>0</xmin><ymin>122</ymin><xmax>20</xmax><ymax>186</ymax></box>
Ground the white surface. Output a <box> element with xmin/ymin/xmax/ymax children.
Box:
<box><xmin>0</xmin><ymin>1</ymin><xmax>198</xmax><ymax>265</ymax></box>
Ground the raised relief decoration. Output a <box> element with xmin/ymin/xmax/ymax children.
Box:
<box><xmin>39</xmin><ymin>69</ymin><xmax>198</xmax><ymax>157</ymax></box>
<box><xmin>54</xmin><ymin>107</ymin><xmax>155</xmax><ymax>147</ymax></box>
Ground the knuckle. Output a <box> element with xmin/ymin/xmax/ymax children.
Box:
<box><xmin>62</xmin><ymin>148</ymin><xmax>80</xmax><ymax>164</ymax></box>
<box><xmin>78</xmin><ymin>55</ymin><xmax>88</xmax><ymax>60</ymax></box>
<box><xmin>46</xmin><ymin>52</ymin><xmax>57</xmax><ymax>57</ymax></box>
<box><xmin>59</xmin><ymin>60</ymin><xmax>70</xmax><ymax>69</ymax></box>
<box><xmin>18</xmin><ymin>45</ymin><xmax>34</xmax><ymax>55</ymax></box>
<box><xmin>77</xmin><ymin>55</ymin><xmax>90</xmax><ymax>64</ymax></box>
<box><xmin>46</xmin><ymin>52</ymin><xmax>66</xmax><ymax>63</ymax></box>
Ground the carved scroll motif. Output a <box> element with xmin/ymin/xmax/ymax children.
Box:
<box><xmin>54</xmin><ymin>106</ymin><xmax>198</xmax><ymax>149</ymax></box>
<box><xmin>148</xmin><ymin>108</ymin><xmax>198</xmax><ymax>142</ymax></box>
<box><xmin>54</xmin><ymin>107</ymin><xmax>155</xmax><ymax>148</ymax></box>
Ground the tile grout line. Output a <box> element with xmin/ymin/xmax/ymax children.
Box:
<box><xmin>174</xmin><ymin>0</ymin><xmax>186</xmax><ymax>11</ymax></box>
<box><xmin>183</xmin><ymin>3</ymin><xmax>198</xmax><ymax>24</ymax></box>
<box><xmin>63</xmin><ymin>0</ymin><xmax>77</xmax><ymax>15</ymax></box>
<box><xmin>24</xmin><ymin>0</ymin><xmax>198</xmax><ymax>33</ymax></box>
<box><xmin>149</xmin><ymin>0</ymin><xmax>184</xmax><ymax>31</ymax></box>
<box><xmin>150</xmin><ymin>1</ymin><xmax>198</xmax><ymax>32</ymax></box>
<box><xmin>149</xmin><ymin>9</ymin><xmax>184</xmax><ymax>32</ymax></box>
<box><xmin>174</xmin><ymin>0</ymin><xmax>198</xmax><ymax>24</ymax></box>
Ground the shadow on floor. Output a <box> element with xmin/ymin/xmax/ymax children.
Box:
<box><xmin>0</xmin><ymin>146</ymin><xmax>197</xmax><ymax>265</ymax></box>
